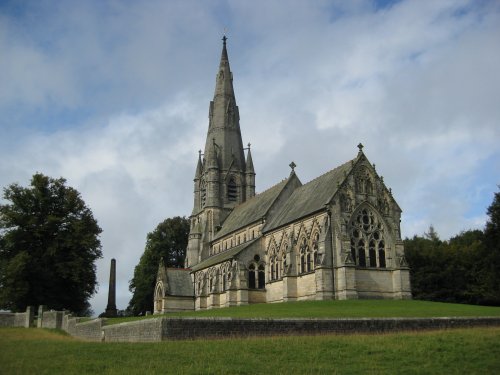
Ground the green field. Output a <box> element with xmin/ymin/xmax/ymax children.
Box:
<box><xmin>106</xmin><ymin>299</ymin><xmax>500</xmax><ymax>325</ymax></box>
<box><xmin>1</xmin><ymin>327</ymin><xmax>499</xmax><ymax>374</ymax></box>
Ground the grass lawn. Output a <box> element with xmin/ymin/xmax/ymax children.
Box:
<box><xmin>106</xmin><ymin>299</ymin><xmax>500</xmax><ymax>325</ymax></box>
<box><xmin>1</xmin><ymin>327</ymin><xmax>499</xmax><ymax>374</ymax></box>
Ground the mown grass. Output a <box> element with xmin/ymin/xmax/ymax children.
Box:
<box><xmin>1</xmin><ymin>327</ymin><xmax>499</xmax><ymax>374</ymax></box>
<box><xmin>106</xmin><ymin>299</ymin><xmax>500</xmax><ymax>325</ymax></box>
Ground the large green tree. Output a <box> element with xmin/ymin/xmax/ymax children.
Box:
<box><xmin>478</xmin><ymin>187</ymin><xmax>500</xmax><ymax>305</ymax></box>
<box><xmin>405</xmin><ymin>188</ymin><xmax>500</xmax><ymax>306</ymax></box>
<box><xmin>128</xmin><ymin>216</ymin><xmax>189</xmax><ymax>315</ymax></box>
<box><xmin>0</xmin><ymin>173</ymin><xmax>102</xmax><ymax>315</ymax></box>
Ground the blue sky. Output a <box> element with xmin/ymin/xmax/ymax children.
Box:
<box><xmin>1</xmin><ymin>0</ymin><xmax>499</xmax><ymax>315</ymax></box>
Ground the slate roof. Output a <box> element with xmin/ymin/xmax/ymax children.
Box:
<box><xmin>263</xmin><ymin>158</ymin><xmax>355</xmax><ymax>232</ymax></box>
<box><xmin>166</xmin><ymin>268</ymin><xmax>194</xmax><ymax>297</ymax></box>
<box><xmin>212</xmin><ymin>178</ymin><xmax>292</xmax><ymax>241</ymax></box>
<box><xmin>191</xmin><ymin>239</ymin><xmax>259</xmax><ymax>272</ymax></box>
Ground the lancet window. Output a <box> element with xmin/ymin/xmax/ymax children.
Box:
<box><xmin>200</xmin><ymin>179</ymin><xmax>207</xmax><ymax>208</ymax></box>
<box><xmin>258</xmin><ymin>265</ymin><xmax>265</xmax><ymax>289</ymax></box>
<box><xmin>269</xmin><ymin>246</ymin><xmax>280</xmax><ymax>282</ymax></box>
<box><xmin>248</xmin><ymin>263</ymin><xmax>256</xmax><ymax>289</ymax></box>
<box><xmin>228</xmin><ymin>177</ymin><xmax>237</xmax><ymax>201</ymax></box>
<box><xmin>281</xmin><ymin>243</ymin><xmax>288</xmax><ymax>276</ymax></box>
<box><xmin>248</xmin><ymin>262</ymin><xmax>265</xmax><ymax>289</ymax></box>
<box><xmin>299</xmin><ymin>237</ymin><xmax>312</xmax><ymax>274</ymax></box>
<box><xmin>349</xmin><ymin>207</ymin><xmax>387</xmax><ymax>268</ymax></box>
<box><xmin>312</xmin><ymin>232</ymin><xmax>319</xmax><ymax>268</ymax></box>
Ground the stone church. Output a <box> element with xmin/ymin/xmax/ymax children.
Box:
<box><xmin>154</xmin><ymin>38</ymin><xmax>411</xmax><ymax>313</ymax></box>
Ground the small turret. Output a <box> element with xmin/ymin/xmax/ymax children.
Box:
<box><xmin>192</xmin><ymin>151</ymin><xmax>203</xmax><ymax>215</ymax></box>
<box><xmin>245</xmin><ymin>143</ymin><xmax>255</xmax><ymax>199</ymax></box>
<box><xmin>206</xmin><ymin>141</ymin><xmax>220</xmax><ymax>207</ymax></box>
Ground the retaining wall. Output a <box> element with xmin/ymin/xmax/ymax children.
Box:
<box><xmin>102</xmin><ymin>318</ymin><xmax>164</xmax><ymax>342</ymax></box>
<box><xmin>2</xmin><ymin>307</ymin><xmax>500</xmax><ymax>342</ymax></box>
<box><xmin>162</xmin><ymin>316</ymin><xmax>500</xmax><ymax>340</ymax></box>
<box><xmin>70</xmin><ymin>318</ymin><xmax>104</xmax><ymax>341</ymax></box>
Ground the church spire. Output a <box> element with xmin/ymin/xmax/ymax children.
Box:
<box><xmin>214</xmin><ymin>35</ymin><xmax>233</xmax><ymax>98</ymax></box>
<box><xmin>204</xmin><ymin>36</ymin><xmax>244</xmax><ymax>172</ymax></box>
<box><xmin>186</xmin><ymin>36</ymin><xmax>257</xmax><ymax>267</ymax></box>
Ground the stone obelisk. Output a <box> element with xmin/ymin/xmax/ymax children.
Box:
<box><xmin>105</xmin><ymin>258</ymin><xmax>118</xmax><ymax>317</ymax></box>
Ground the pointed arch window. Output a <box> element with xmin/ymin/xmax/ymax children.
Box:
<box><xmin>248</xmin><ymin>264</ymin><xmax>256</xmax><ymax>289</ymax></box>
<box><xmin>379</xmin><ymin>241</ymin><xmax>386</xmax><ymax>268</ymax></box>
<box><xmin>222</xmin><ymin>272</ymin><xmax>227</xmax><ymax>291</ymax></box>
<box><xmin>369</xmin><ymin>240</ymin><xmax>377</xmax><ymax>267</ymax></box>
<box><xmin>281</xmin><ymin>243</ymin><xmax>288</xmax><ymax>276</ymax></box>
<box><xmin>200</xmin><ymin>179</ymin><xmax>207</xmax><ymax>208</ymax></box>
<box><xmin>300</xmin><ymin>238</ymin><xmax>306</xmax><ymax>274</ymax></box>
<box><xmin>358</xmin><ymin>239</ymin><xmax>366</xmax><ymax>267</ymax></box>
<box><xmin>299</xmin><ymin>237</ymin><xmax>313</xmax><ymax>274</ymax></box>
<box><xmin>258</xmin><ymin>264</ymin><xmax>265</xmax><ymax>289</ymax></box>
<box><xmin>228</xmin><ymin>177</ymin><xmax>237</xmax><ymax>201</ymax></box>
<box><xmin>312</xmin><ymin>232</ymin><xmax>319</xmax><ymax>268</ymax></box>
<box><xmin>270</xmin><ymin>255</ymin><xmax>277</xmax><ymax>281</ymax></box>
<box><xmin>269</xmin><ymin>246</ymin><xmax>280</xmax><ymax>281</ymax></box>
<box><xmin>349</xmin><ymin>208</ymin><xmax>388</xmax><ymax>268</ymax></box>
<box><xmin>154</xmin><ymin>283</ymin><xmax>164</xmax><ymax>313</ymax></box>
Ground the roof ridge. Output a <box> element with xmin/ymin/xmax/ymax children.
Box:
<box><xmin>299</xmin><ymin>157</ymin><xmax>355</xmax><ymax>188</ymax></box>
<box><xmin>236</xmin><ymin>176</ymin><xmax>289</xmax><ymax>208</ymax></box>
<box><xmin>255</xmin><ymin>175</ymin><xmax>289</xmax><ymax>196</ymax></box>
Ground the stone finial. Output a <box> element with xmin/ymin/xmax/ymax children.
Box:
<box><xmin>289</xmin><ymin>161</ymin><xmax>296</xmax><ymax>172</ymax></box>
<box><xmin>357</xmin><ymin>143</ymin><xmax>364</xmax><ymax>152</ymax></box>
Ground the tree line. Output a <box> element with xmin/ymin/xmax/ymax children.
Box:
<box><xmin>405</xmin><ymin>189</ymin><xmax>500</xmax><ymax>306</ymax></box>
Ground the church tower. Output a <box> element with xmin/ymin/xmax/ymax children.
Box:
<box><xmin>186</xmin><ymin>36</ymin><xmax>255</xmax><ymax>268</ymax></box>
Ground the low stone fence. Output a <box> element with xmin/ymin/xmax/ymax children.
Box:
<box><xmin>2</xmin><ymin>306</ymin><xmax>500</xmax><ymax>342</ymax></box>
<box><xmin>41</xmin><ymin>310</ymin><xmax>65</xmax><ymax>329</ymax></box>
<box><xmin>0</xmin><ymin>307</ymin><xmax>34</xmax><ymax>328</ymax></box>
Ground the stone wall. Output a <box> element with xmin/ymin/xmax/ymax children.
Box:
<box><xmin>102</xmin><ymin>318</ymin><xmax>164</xmax><ymax>342</ymax></box>
<box><xmin>162</xmin><ymin>317</ymin><xmax>500</xmax><ymax>340</ymax></box>
<box><xmin>41</xmin><ymin>311</ymin><xmax>64</xmax><ymax>329</ymax></box>
<box><xmin>70</xmin><ymin>318</ymin><xmax>104</xmax><ymax>341</ymax></box>
<box><xmin>0</xmin><ymin>307</ymin><xmax>33</xmax><ymax>328</ymax></box>
<box><xmin>0</xmin><ymin>313</ymin><xmax>15</xmax><ymax>327</ymax></box>
<box><xmin>2</xmin><ymin>307</ymin><xmax>500</xmax><ymax>342</ymax></box>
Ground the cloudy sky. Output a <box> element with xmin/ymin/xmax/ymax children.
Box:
<box><xmin>1</xmin><ymin>0</ymin><xmax>499</xmax><ymax>315</ymax></box>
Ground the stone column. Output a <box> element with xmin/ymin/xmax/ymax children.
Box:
<box><xmin>37</xmin><ymin>305</ymin><xmax>47</xmax><ymax>328</ymax></box>
<box><xmin>105</xmin><ymin>258</ymin><xmax>118</xmax><ymax>317</ymax></box>
<box><xmin>25</xmin><ymin>306</ymin><xmax>34</xmax><ymax>328</ymax></box>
